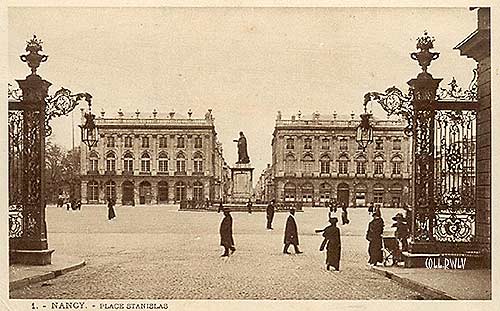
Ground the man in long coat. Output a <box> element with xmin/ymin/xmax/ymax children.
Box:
<box><xmin>266</xmin><ymin>200</ymin><xmax>275</xmax><ymax>230</ymax></box>
<box><xmin>283</xmin><ymin>208</ymin><xmax>303</xmax><ymax>254</ymax></box>
<box><xmin>366</xmin><ymin>208</ymin><xmax>384</xmax><ymax>265</ymax></box>
<box><xmin>219</xmin><ymin>208</ymin><xmax>236</xmax><ymax>257</ymax></box>
<box><xmin>317</xmin><ymin>217</ymin><xmax>341</xmax><ymax>271</ymax></box>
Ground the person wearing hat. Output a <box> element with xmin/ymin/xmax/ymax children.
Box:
<box><xmin>266</xmin><ymin>199</ymin><xmax>276</xmax><ymax>230</ymax></box>
<box><xmin>392</xmin><ymin>213</ymin><xmax>409</xmax><ymax>255</ymax></box>
<box><xmin>219</xmin><ymin>208</ymin><xmax>236</xmax><ymax>257</ymax></box>
<box><xmin>283</xmin><ymin>208</ymin><xmax>303</xmax><ymax>254</ymax></box>
<box><xmin>366</xmin><ymin>208</ymin><xmax>384</xmax><ymax>266</ymax></box>
<box><xmin>316</xmin><ymin>217</ymin><xmax>341</xmax><ymax>271</ymax></box>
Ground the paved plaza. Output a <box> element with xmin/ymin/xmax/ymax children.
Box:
<box><xmin>10</xmin><ymin>205</ymin><xmax>425</xmax><ymax>299</ymax></box>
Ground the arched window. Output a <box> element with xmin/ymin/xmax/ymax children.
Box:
<box><xmin>139</xmin><ymin>181</ymin><xmax>152</xmax><ymax>204</ymax></box>
<box><xmin>301</xmin><ymin>183</ymin><xmax>314</xmax><ymax>202</ymax></box>
<box><xmin>302</xmin><ymin>154</ymin><xmax>314</xmax><ymax>173</ymax></box>
<box><xmin>175</xmin><ymin>181</ymin><xmax>186</xmax><ymax>202</ymax></box>
<box><xmin>105</xmin><ymin>180</ymin><xmax>116</xmax><ymax>200</ymax></box>
<box><xmin>193</xmin><ymin>181</ymin><xmax>204</xmax><ymax>201</ymax></box>
<box><xmin>123</xmin><ymin>152</ymin><xmax>134</xmax><ymax>172</ymax></box>
<box><xmin>87</xmin><ymin>180</ymin><xmax>99</xmax><ymax>202</ymax></box>
<box><xmin>320</xmin><ymin>182</ymin><xmax>332</xmax><ymax>202</ymax></box>
<box><xmin>176</xmin><ymin>152</ymin><xmax>186</xmax><ymax>174</ymax></box>
<box><xmin>392</xmin><ymin>155</ymin><xmax>403</xmax><ymax>175</ymax></box>
<box><xmin>193</xmin><ymin>152</ymin><xmax>203</xmax><ymax>174</ymax></box>
<box><xmin>158</xmin><ymin>152</ymin><xmax>168</xmax><ymax>173</ymax></box>
<box><xmin>285</xmin><ymin>154</ymin><xmax>296</xmax><ymax>174</ymax></box>
<box><xmin>320</xmin><ymin>155</ymin><xmax>330</xmax><ymax>174</ymax></box>
<box><xmin>338</xmin><ymin>155</ymin><xmax>349</xmax><ymax>175</ymax></box>
<box><xmin>141</xmin><ymin>152</ymin><xmax>151</xmax><ymax>172</ymax></box>
<box><xmin>106</xmin><ymin>152</ymin><xmax>116</xmax><ymax>172</ymax></box>
<box><xmin>284</xmin><ymin>182</ymin><xmax>296</xmax><ymax>202</ymax></box>
<box><xmin>374</xmin><ymin>155</ymin><xmax>384</xmax><ymax>175</ymax></box>
<box><xmin>355</xmin><ymin>155</ymin><xmax>367</xmax><ymax>175</ymax></box>
<box><xmin>89</xmin><ymin>151</ymin><xmax>99</xmax><ymax>172</ymax></box>
<box><xmin>355</xmin><ymin>183</ymin><xmax>367</xmax><ymax>207</ymax></box>
<box><xmin>390</xmin><ymin>183</ymin><xmax>403</xmax><ymax>207</ymax></box>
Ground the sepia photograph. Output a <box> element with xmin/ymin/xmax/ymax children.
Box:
<box><xmin>3</xmin><ymin>2</ymin><xmax>496</xmax><ymax>310</ymax></box>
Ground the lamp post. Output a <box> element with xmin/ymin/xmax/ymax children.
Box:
<box><xmin>79</xmin><ymin>98</ymin><xmax>99</xmax><ymax>149</ymax></box>
<box><xmin>355</xmin><ymin>101</ymin><xmax>373</xmax><ymax>151</ymax></box>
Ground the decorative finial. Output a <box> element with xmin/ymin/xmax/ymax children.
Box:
<box><xmin>136</xmin><ymin>109</ymin><xmax>140</xmax><ymax>118</ymax></box>
<box><xmin>20</xmin><ymin>35</ymin><xmax>48</xmax><ymax>75</ymax></box>
<box><xmin>169</xmin><ymin>110</ymin><xmax>175</xmax><ymax>119</ymax></box>
<box><xmin>188</xmin><ymin>109</ymin><xmax>193</xmax><ymax>118</ymax></box>
<box><xmin>100</xmin><ymin>108</ymin><xmax>105</xmax><ymax>117</ymax></box>
<box><xmin>153</xmin><ymin>109</ymin><xmax>157</xmax><ymax>118</ymax></box>
<box><xmin>410</xmin><ymin>31</ymin><xmax>440</xmax><ymax>74</ymax></box>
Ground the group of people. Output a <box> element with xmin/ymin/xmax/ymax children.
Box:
<box><xmin>57</xmin><ymin>192</ymin><xmax>82</xmax><ymax>211</ymax></box>
<box><xmin>219</xmin><ymin>200</ymin><xmax>410</xmax><ymax>271</ymax></box>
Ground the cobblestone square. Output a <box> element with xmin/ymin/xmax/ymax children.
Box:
<box><xmin>10</xmin><ymin>205</ymin><xmax>423</xmax><ymax>299</ymax></box>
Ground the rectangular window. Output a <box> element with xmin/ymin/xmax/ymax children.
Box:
<box><xmin>304</xmin><ymin>138</ymin><xmax>312</xmax><ymax>149</ymax></box>
<box><xmin>303</xmin><ymin>161</ymin><xmax>313</xmax><ymax>173</ymax></box>
<box><xmin>159</xmin><ymin>137</ymin><xmax>168</xmax><ymax>148</ymax></box>
<box><xmin>194</xmin><ymin>160</ymin><xmax>203</xmax><ymax>172</ymax></box>
<box><xmin>374</xmin><ymin>162</ymin><xmax>384</xmax><ymax>175</ymax></box>
<box><xmin>375</xmin><ymin>138</ymin><xmax>384</xmax><ymax>150</ymax></box>
<box><xmin>124</xmin><ymin>159</ymin><xmax>133</xmax><ymax>171</ymax></box>
<box><xmin>374</xmin><ymin>192</ymin><xmax>383</xmax><ymax>204</ymax></box>
<box><xmin>176</xmin><ymin>160</ymin><xmax>186</xmax><ymax>172</ymax></box>
<box><xmin>159</xmin><ymin>160</ymin><xmax>168</xmax><ymax>172</ymax></box>
<box><xmin>90</xmin><ymin>159</ymin><xmax>98</xmax><ymax>171</ymax></box>
<box><xmin>392</xmin><ymin>162</ymin><xmax>401</xmax><ymax>175</ymax></box>
<box><xmin>393</xmin><ymin>138</ymin><xmax>401</xmax><ymax>150</ymax></box>
<box><xmin>194</xmin><ymin>137</ymin><xmax>202</xmax><ymax>148</ymax></box>
<box><xmin>106</xmin><ymin>159</ymin><xmax>116</xmax><ymax>172</ymax></box>
<box><xmin>322</xmin><ymin>138</ymin><xmax>330</xmax><ymax>150</ymax></box>
<box><xmin>107</xmin><ymin>136</ymin><xmax>115</xmax><ymax>148</ymax></box>
<box><xmin>286</xmin><ymin>138</ymin><xmax>294</xmax><ymax>149</ymax></box>
<box><xmin>177</xmin><ymin>137</ymin><xmax>185</xmax><ymax>148</ymax></box>
<box><xmin>320</xmin><ymin>161</ymin><xmax>330</xmax><ymax>174</ymax></box>
<box><xmin>338</xmin><ymin>162</ymin><xmax>348</xmax><ymax>174</ymax></box>
<box><xmin>141</xmin><ymin>160</ymin><xmax>151</xmax><ymax>172</ymax></box>
<box><xmin>124</xmin><ymin>136</ymin><xmax>133</xmax><ymax>148</ymax></box>
<box><xmin>356</xmin><ymin>161</ymin><xmax>366</xmax><ymax>174</ymax></box>
<box><xmin>142</xmin><ymin>137</ymin><xmax>150</xmax><ymax>148</ymax></box>
<box><xmin>340</xmin><ymin>138</ymin><xmax>348</xmax><ymax>151</ymax></box>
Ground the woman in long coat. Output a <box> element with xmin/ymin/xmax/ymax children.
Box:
<box><xmin>107</xmin><ymin>197</ymin><xmax>116</xmax><ymax>221</ymax></box>
<box><xmin>283</xmin><ymin>208</ymin><xmax>302</xmax><ymax>254</ymax></box>
<box><xmin>318</xmin><ymin>217</ymin><xmax>341</xmax><ymax>271</ymax></box>
<box><xmin>366</xmin><ymin>209</ymin><xmax>384</xmax><ymax>265</ymax></box>
<box><xmin>219</xmin><ymin>209</ymin><xmax>236</xmax><ymax>257</ymax></box>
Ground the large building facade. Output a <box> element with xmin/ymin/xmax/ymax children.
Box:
<box><xmin>80</xmin><ymin>109</ymin><xmax>227</xmax><ymax>205</ymax></box>
<box><xmin>268</xmin><ymin>112</ymin><xmax>411</xmax><ymax>207</ymax></box>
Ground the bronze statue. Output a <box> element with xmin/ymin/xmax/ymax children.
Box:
<box><xmin>233</xmin><ymin>131</ymin><xmax>250</xmax><ymax>164</ymax></box>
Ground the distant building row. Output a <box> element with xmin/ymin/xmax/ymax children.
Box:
<box><xmin>255</xmin><ymin>112</ymin><xmax>411</xmax><ymax>207</ymax></box>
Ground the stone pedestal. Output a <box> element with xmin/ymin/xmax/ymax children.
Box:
<box><xmin>230</xmin><ymin>163</ymin><xmax>254</xmax><ymax>203</ymax></box>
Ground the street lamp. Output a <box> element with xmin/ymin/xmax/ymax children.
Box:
<box><xmin>79</xmin><ymin>97</ymin><xmax>99</xmax><ymax>149</ymax></box>
<box><xmin>355</xmin><ymin>101</ymin><xmax>373</xmax><ymax>151</ymax></box>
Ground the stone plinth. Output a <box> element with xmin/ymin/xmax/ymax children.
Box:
<box><xmin>230</xmin><ymin>163</ymin><xmax>254</xmax><ymax>203</ymax></box>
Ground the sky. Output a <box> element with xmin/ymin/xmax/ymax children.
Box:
<box><xmin>8</xmin><ymin>7</ymin><xmax>478</xmax><ymax>180</ymax></box>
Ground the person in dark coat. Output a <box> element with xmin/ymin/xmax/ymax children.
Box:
<box><xmin>366</xmin><ymin>208</ymin><xmax>384</xmax><ymax>265</ymax></box>
<box><xmin>341</xmin><ymin>204</ymin><xmax>350</xmax><ymax>225</ymax></box>
<box><xmin>368</xmin><ymin>202</ymin><xmax>374</xmax><ymax>215</ymax></box>
<box><xmin>283</xmin><ymin>208</ymin><xmax>303</xmax><ymax>254</ymax></box>
<box><xmin>392</xmin><ymin>213</ymin><xmax>409</xmax><ymax>260</ymax></box>
<box><xmin>217</xmin><ymin>201</ymin><xmax>223</xmax><ymax>213</ymax></box>
<box><xmin>247</xmin><ymin>199</ymin><xmax>252</xmax><ymax>214</ymax></box>
<box><xmin>219</xmin><ymin>208</ymin><xmax>236</xmax><ymax>257</ymax></box>
<box><xmin>266</xmin><ymin>200</ymin><xmax>275</xmax><ymax>230</ymax></box>
<box><xmin>107</xmin><ymin>197</ymin><xmax>116</xmax><ymax>221</ymax></box>
<box><xmin>317</xmin><ymin>217</ymin><xmax>341</xmax><ymax>271</ymax></box>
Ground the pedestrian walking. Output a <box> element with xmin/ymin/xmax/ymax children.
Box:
<box><xmin>266</xmin><ymin>199</ymin><xmax>275</xmax><ymax>230</ymax></box>
<box><xmin>219</xmin><ymin>208</ymin><xmax>236</xmax><ymax>257</ymax></box>
<box><xmin>217</xmin><ymin>201</ymin><xmax>223</xmax><ymax>213</ymax></box>
<box><xmin>366</xmin><ymin>208</ymin><xmax>384</xmax><ymax>266</ymax></box>
<box><xmin>333</xmin><ymin>200</ymin><xmax>338</xmax><ymax>213</ymax></box>
<box><xmin>247</xmin><ymin>199</ymin><xmax>252</xmax><ymax>214</ymax></box>
<box><xmin>341</xmin><ymin>204</ymin><xmax>350</xmax><ymax>225</ymax></box>
<box><xmin>316</xmin><ymin>217</ymin><xmax>341</xmax><ymax>271</ymax></box>
<box><xmin>107</xmin><ymin>197</ymin><xmax>116</xmax><ymax>221</ymax></box>
<box><xmin>283</xmin><ymin>208</ymin><xmax>303</xmax><ymax>254</ymax></box>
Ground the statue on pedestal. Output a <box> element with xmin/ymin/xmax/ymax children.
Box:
<box><xmin>233</xmin><ymin>131</ymin><xmax>250</xmax><ymax>164</ymax></box>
